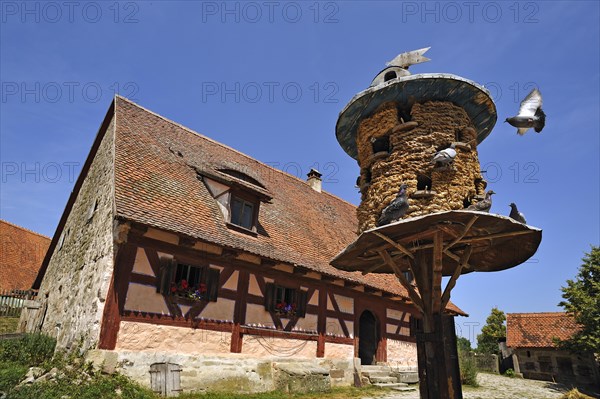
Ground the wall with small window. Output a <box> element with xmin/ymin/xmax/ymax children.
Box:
<box><xmin>514</xmin><ymin>348</ymin><xmax>599</xmax><ymax>386</ymax></box>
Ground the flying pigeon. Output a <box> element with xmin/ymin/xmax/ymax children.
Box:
<box><xmin>431</xmin><ymin>144</ymin><xmax>457</xmax><ymax>166</ymax></box>
<box><xmin>377</xmin><ymin>184</ymin><xmax>409</xmax><ymax>226</ymax></box>
<box><xmin>505</xmin><ymin>88</ymin><xmax>546</xmax><ymax>135</ymax></box>
<box><xmin>509</xmin><ymin>203</ymin><xmax>527</xmax><ymax>224</ymax></box>
<box><xmin>467</xmin><ymin>190</ymin><xmax>495</xmax><ymax>212</ymax></box>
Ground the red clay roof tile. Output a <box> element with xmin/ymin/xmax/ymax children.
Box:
<box><xmin>0</xmin><ymin>220</ymin><xmax>50</xmax><ymax>291</ymax></box>
<box><xmin>506</xmin><ymin>312</ymin><xmax>579</xmax><ymax>348</ymax></box>
<box><xmin>112</xmin><ymin>97</ymin><xmax>465</xmax><ymax>315</ymax></box>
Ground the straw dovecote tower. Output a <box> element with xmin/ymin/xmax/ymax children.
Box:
<box><xmin>336</xmin><ymin>51</ymin><xmax>496</xmax><ymax>233</ymax></box>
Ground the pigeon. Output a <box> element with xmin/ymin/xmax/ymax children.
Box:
<box><xmin>377</xmin><ymin>184</ymin><xmax>409</xmax><ymax>226</ymax></box>
<box><xmin>467</xmin><ymin>190</ymin><xmax>495</xmax><ymax>212</ymax></box>
<box><xmin>505</xmin><ymin>88</ymin><xmax>546</xmax><ymax>135</ymax></box>
<box><xmin>431</xmin><ymin>144</ymin><xmax>457</xmax><ymax>166</ymax></box>
<box><xmin>509</xmin><ymin>203</ymin><xmax>527</xmax><ymax>224</ymax></box>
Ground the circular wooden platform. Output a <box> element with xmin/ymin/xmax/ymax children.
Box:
<box><xmin>330</xmin><ymin>210</ymin><xmax>541</xmax><ymax>276</ymax></box>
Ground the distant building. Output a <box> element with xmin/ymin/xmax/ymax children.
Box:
<box><xmin>20</xmin><ymin>97</ymin><xmax>465</xmax><ymax>394</ymax></box>
<box><xmin>0</xmin><ymin>219</ymin><xmax>50</xmax><ymax>291</ymax></box>
<box><xmin>505</xmin><ymin>312</ymin><xmax>599</xmax><ymax>387</ymax></box>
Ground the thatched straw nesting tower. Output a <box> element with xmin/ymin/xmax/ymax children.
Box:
<box><xmin>332</xmin><ymin>50</ymin><xmax>542</xmax><ymax>399</ymax></box>
<box><xmin>336</xmin><ymin>53</ymin><xmax>497</xmax><ymax>233</ymax></box>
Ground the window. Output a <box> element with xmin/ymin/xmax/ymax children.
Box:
<box><xmin>264</xmin><ymin>283</ymin><xmax>307</xmax><ymax>318</ymax></box>
<box><xmin>384</xmin><ymin>71</ymin><xmax>397</xmax><ymax>82</ymax></box>
<box><xmin>230</xmin><ymin>195</ymin><xmax>256</xmax><ymax>230</ymax></box>
<box><xmin>157</xmin><ymin>257</ymin><xmax>220</xmax><ymax>302</ymax></box>
<box><xmin>371</xmin><ymin>136</ymin><xmax>390</xmax><ymax>154</ymax></box>
<box><xmin>409</xmin><ymin>315</ymin><xmax>422</xmax><ymax>337</ymax></box>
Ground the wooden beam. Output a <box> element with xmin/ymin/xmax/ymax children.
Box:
<box><xmin>361</xmin><ymin>261</ymin><xmax>387</xmax><ymax>275</ymax></box>
<box><xmin>365</xmin><ymin>228</ymin><xmax>436</xmax><ymax>255</ymax></box>
<box><xmin>461</xmin><ymin>229</ymin><xmax>533</xmax><ymax>243</ymax></box>
<box><xmin>443</xmin><ymin>215</ymin><xmax>478</xmax><ymax>252</ymax></box>
<box><xmin>432</xmin><ymin>231</ymin><xmax>444</xmax><ymax>313</ymax></box>
<box><xmin>378</xmin><ymin>250</ymin><xmax>424</xmax><ymax>313</ymax></box>
<box><xmin>441</xmin><ymin>246</ymin><xmax>472</xmax><ymax>311</ymax></box>
<box><xmin>373</xmin><ymin>231</ymin><xmax>415</xmax><ymax>259</ymax></box>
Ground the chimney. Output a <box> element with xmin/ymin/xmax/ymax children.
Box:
<box><xmin>306</xmin><ymin>168</ymin><xmax>322</xmax><ymax>192</ymax></box>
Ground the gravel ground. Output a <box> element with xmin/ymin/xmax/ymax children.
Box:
<box><xmin>364</xmin><ymin>373</ymin><xmax>599</xmax><ymax>399</ymax></box>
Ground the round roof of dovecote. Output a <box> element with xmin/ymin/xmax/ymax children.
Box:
<box><xmin>335</xmin><ymin>73</ymin><xmax>497</xmax><ymax>160</ymax></box>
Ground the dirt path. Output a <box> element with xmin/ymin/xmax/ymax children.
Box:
<box><xmin>364</xmin><ymin>373</ymin><xmax>590</xmax><ymax>399</ymax></box>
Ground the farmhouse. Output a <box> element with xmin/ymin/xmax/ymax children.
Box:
<box><xmin>505</xmin><ymin>312</ymin><xmax>599</xmax><ymax>387</ymax></box>
<box><xmin>20</xmin><ymin>96</ymin><xmax>464</xmax><ymax>393</ymax></box>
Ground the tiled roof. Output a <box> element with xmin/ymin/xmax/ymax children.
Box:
<box><xmin>506</xmin><ymin>312</ymin><xmax>579</xmax><ymax>348</ymax></box>
<box><xmin>112</xmin><ymin>96</ymin><xmax>464</xmax><ymax>315</ymax></box>
<box><xmin>0</xmin><ymin>220</ymin><xmax>50</xmax><ymax>291</ymax></box>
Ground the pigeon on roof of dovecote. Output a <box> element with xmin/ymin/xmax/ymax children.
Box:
<box><xmin>467</xmin><ymin>190</ymin><xmax>495</xmax><ymax>212</ymax></box>
<box><xmin>509</xmin><ymin>203</ymin><xmax>527</xmax><ymax>224</ymax></box>
<box><xmin>377</xmin><ymin>184</ymin><xmax>409</xmax><ymax>227</ymax></box>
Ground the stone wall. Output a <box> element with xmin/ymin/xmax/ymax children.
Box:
<box><xmin>514</xmin><ymin>348</ymin><xmax>600</xmax><ymax>387</ymax></box>
<box><xmin>356</xmin><ymin>101</ymin><xmax>485</xmax><ymax>232</ymax></box>
<box><xmin>21</xmin><ymin>116</ymin><xmax>116</xmax><ymax>352</ymax></box>
<box><xmin>386</xmin><ymin>339</ymin><xmax>418</xmax><ymax>369</ymax></box>
<box><xmin>87</xmin><ymin>349</ymin><xmax>355</xmax><ymax>394</ymax></box>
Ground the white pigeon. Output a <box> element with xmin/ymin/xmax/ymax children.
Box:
<box><xmin>505</xmin><ymin>88</ymin><xmax>546</xmax><ymax>135</ymax></box>
<box><xmin>431</xmin><ymin>144</ymin><xmax>457</xmax><ymax>166</ymax></box>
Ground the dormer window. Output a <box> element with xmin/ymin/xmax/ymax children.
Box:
<box><xmin>197</xmin><ymin>166</ymin><xmax>272</xmax><ymax>236</ymax></box>
<box><xmin>230</xmin><ymin>195</ymin><xmax>255</xmax><ymax>230</ymax></box>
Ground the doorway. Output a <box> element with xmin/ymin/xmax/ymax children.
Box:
<box><xmin>359</xmin><ymin>310</ymin><xmax>379</xmax><ymax>365</ymax></box>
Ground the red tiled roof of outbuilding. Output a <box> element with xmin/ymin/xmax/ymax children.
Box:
<box><xmin>506</xmin><ymin>312</ymin><xmax>579</xmax><ymax>348</ymax></box>
<box><xmin>0</xmin><ymin>220</ymin><xmax>50</xmax><ymax>291</ymax></box>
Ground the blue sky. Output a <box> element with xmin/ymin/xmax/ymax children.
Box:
<box><xmin>1</xmin><ymin>1</ymin><xmax>599</xmax><ymax>345</ymax></box>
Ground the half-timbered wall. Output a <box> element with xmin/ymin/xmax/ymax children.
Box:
<box><xmin>104</xmin><ymin>227</ymin><xmax>418</xmax><ymax>364</ymax></box>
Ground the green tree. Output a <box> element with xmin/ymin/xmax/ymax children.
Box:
<box><xmin>457</xmin><ymin>336</ymin><xmax>472</xmax><ymax>353</ymax></box>
<box><xmin>557</xmin><ymin>246</ymin><xmax>600</xmax><ymax>355</ymax></box>
<box><xmin>476</xmin><ymin>307</ymin><xmax>506</xmax><ymax>355</ymax></box>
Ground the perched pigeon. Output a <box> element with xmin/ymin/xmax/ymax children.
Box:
<box><xmin>505</xmin><ymin>88</ymin><xmax>546</xmax><ymax>135</ymax></box>
<box><xmin>467</xmin><ymin>190</ymin><xmax>495</xmax><ymax>212</ymax></box>
<box><xmin>431</xmin><ymin>144</ymin><xmax>457</xmax><ymax>166</ymax></box>
<box><xmin>509</xmin><ymin>203</ymin><xmax>527</xmax><ymax>224</ymax></box>
<box><xmin>377</xmin><ymin>184</ymin><xmax>409</xmax><ymax>226</ymax></box>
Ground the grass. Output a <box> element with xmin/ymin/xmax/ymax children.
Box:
<box><xmin>4</xmin><ymin>375</ymin><xmax>388</xmax><ymax>399</ymax></box>
<box><xmin>0</xmin><ymin>317</ymin><xmax>20</xmax><ymax>334</ymax></box>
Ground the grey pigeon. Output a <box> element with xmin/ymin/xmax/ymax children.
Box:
<box><xmin>431</xmin><ymin>144</ymin><xmax>457</xmax><ymax>166</ymax></box>
<box><xmin>467</xmin><ymin>190</ymin><xmax>495</xmax><ymax>212</ymax></box>
<box><xmin>509</xmin><ymin>203</ymin><xmax>527</xmax><ymax>224</ymax></box>
<box><xmin>377</xmin><ymin>184</ymin><xmax>409</xmax><ymax>226</ymax></box>
<box><xmin>505</xmin><ymin>88</ymin><xmax>545</xmax><ymax>135</ymax></box>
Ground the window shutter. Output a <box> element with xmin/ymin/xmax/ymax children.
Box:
<box><xmin>157</xmin><ymin>256</ymin><xmax>175</xmax><ymax>295</ymax></box>
<box><xmin>297</xmin><ymin>290</ymin><xmax>308</xmax><ymax>317</ymax></box>
<box><xmin>207</xmin><ymin>268</ymin><xmax>220</xmax><ymax>302</ymax></box>
<box><xmin>264</xmin><ymin>283</ymin><xmax>275</xmax><ymax>311</ymax></box>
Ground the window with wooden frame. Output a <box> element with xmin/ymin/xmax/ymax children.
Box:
<box><xmin>264</xmin><ymin>283</ymin><xmax>307</xmax><ymax>318</ymax></box>
<box><xmin>409</xmin><ymin>315</ymin><xmax>422</xmax><ymax>337</ymax></box>
<box><xmin>157</xmin><ymin>256</ymin><xmax>220</xmax><ymax>302</ymax></box>
<box><xmin>229</xmin><ymin>194</ymin><xmax>257</xmax><ymax>231</ymax></box>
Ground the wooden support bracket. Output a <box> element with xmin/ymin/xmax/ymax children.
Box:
<box><xmin>441</xmin><ymin>246</ymin><xmax>472</xmax><ymax>310</ymax></box>
<box><xmin>373</xmin><ymin>231</ymin><xmax>415</xmax><ymax>259</ymax></box>
<box><xmin>378</xmin><ymin>250</ymin><xmax>424</xmax><ymax>313</ymax></box>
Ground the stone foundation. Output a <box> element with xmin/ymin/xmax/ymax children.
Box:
<box><xmin>87</xmin><ymin>349</ymin><xmax>356</xmax><ymax>394</ymax></box>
